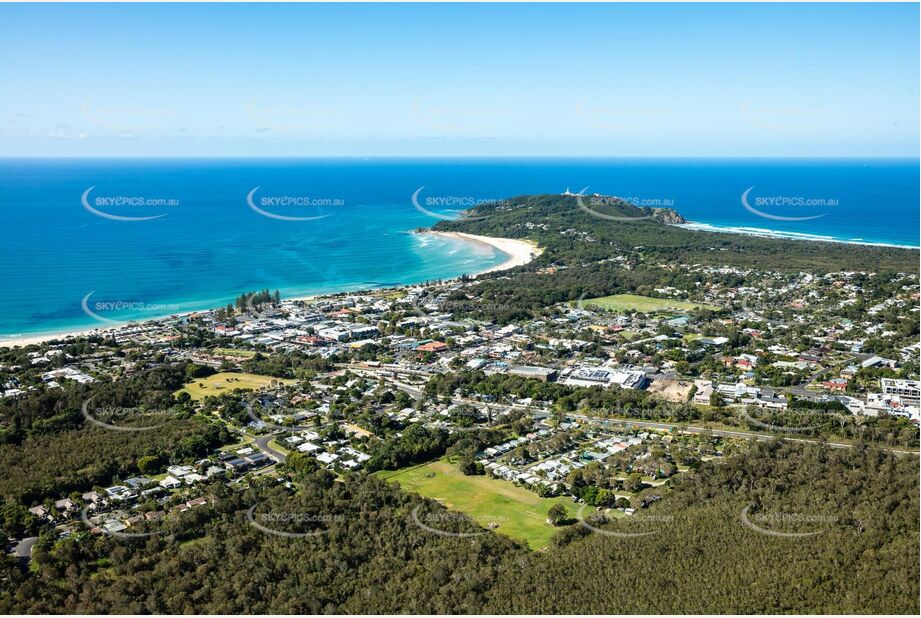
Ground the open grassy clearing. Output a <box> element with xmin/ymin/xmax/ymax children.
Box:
<box><xmin>578</xmin><ymin>293</ymin><xmax>719</xmax><ymax>314</ymax></box>
<box><xmin>176</xmin><ymin>372</ymin><xmax>294</xmax><ymax>401</ymax></box>
<box><xmin>268</xmin><ymin>439</ymin><xmax>291</xmax><ymax>456</ymax></box>
<box><xmin>617</xmin><ymin>330</ymin><xmax>642</xmax><ymax>341</ymax></box>
<box><xmin>211</xmin><ymin>347</ymin><xmax>258</xmax><ymax>358</ymax></box>
<box><xmin>216</xmin><ymin>436</ymin><xmax>254</xmax><ymax>453</ymax></box>
<box><xmin>378</xmin><ymin>457</ymin><xmax>595</xmax><ymax>550</ymax></box>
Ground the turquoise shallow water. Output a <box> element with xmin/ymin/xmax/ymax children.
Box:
<box><xmin>0</xmin><ymin>157</ymin><xmax>917</xmax><ymax>337</ymax></box>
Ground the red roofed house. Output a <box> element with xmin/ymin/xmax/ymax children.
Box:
<box><xmin>417</xmin><ymin>341</ymin><xmax>448</xmax><ymax>353</ymax></box>
<box><xmin>822</xmin><ymin>378</ymin><xmax>848</xmax><ymax>392</ymax></box>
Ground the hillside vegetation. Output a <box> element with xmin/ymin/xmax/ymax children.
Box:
<box><xmin>2</xmin><ymin>441</ymin><xmax>916</xmax><ymax>614</ymax></box>
<box><xmin>432</xmin><ymin>194</ymin><xmax>919</xmax><ymax>323</ymax></box>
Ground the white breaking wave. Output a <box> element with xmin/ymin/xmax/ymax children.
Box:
<box><xmin>672</xmin><ymin>222</ymin><xmax>917</xmax><ymax>249</ymax></box>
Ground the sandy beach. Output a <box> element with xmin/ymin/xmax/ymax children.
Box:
<box><xmin>0</xmin><ymin>232</ymin><xmax>542</xmax><ymax>349</ymax></box>
<box><xmin>0</xmin><ymin>326</ymin><xmax>119</xmax><ymax>349</ymax></box>
<box><xmin>672</xmin><ymin>222</ymin><xmax>920</xmax><ymax>250</ymax></box>
<box><xmin>425</xmin><ymin>231</ymin><xmax>543</xmax><ymax>277</ymax></box>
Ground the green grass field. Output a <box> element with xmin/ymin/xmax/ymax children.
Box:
<box><xmin>176</xmin><ymin>371</ymin><xmax>294</xmax><ymax>401</ymax></box>
<box><xmin>216</xmin><ymin>436</ymin><xmax>254</xmax><ymax>453</ymax></box>
<box><xmin>378</xmin><ymin>458</ymin><xmax>594</xmax><ymax>550</ymax></box>
<box><xmin>212</xmin><ymin>347</ymin><xmax>258</xmax><ymax>358</ymax></box>
<box><xmin>578</xmin><ymin>293</ymin><xmax>719</xmax><ymax>314</ymax></box>
<box><xmin>268</xmin><ymin>438</ymin><xmax>291</xmax><ymax>456</ymax></box>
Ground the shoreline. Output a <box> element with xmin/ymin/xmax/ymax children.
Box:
<box><xmin>4</xmin><ymin>218</ymin><xmax>913</xmax><ymax>348</ymax></box>
<box><xmin>422</xmin><ymin>231</ymin><xmax>543</xmax><ymax>277</ymax></box>
<box><xmin>0</xmin><ymin>311</ymin><xmax>202</xmax><ymax>350</ymax></box>
<box><xmin>0</xmin><ymin>325</ymin><xmax>129</xmax><ymax>349</ymax></box>
<box><xmin>672</xmin><ymin>222</ymin><xmax>920</xmax><ymax>250</ymax></box>
<box><xmin>0</xmin><ymin>232</ymin><xmax>543</xmax><ymax>349</ymax></box>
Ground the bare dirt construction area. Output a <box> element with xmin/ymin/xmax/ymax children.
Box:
<box><xmin>647</xmin><ymin>378</ymin><xmax>694</xmax><ymax>403</ymax></box>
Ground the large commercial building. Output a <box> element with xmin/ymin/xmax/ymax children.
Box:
<box><xmin>507</xmin><ymin>365</ymin><xmax>558</xmax><ymax>382</ymax></box>
<box><xmin>880</xmin><ymin>378</ymin><xmax>920</xmax><ymax>406</ymax></box>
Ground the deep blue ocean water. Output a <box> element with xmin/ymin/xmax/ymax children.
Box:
<box><xmin>0</xmin><ymin>158</ymin><xmax>918</xmax><ymax>338</ymax></box>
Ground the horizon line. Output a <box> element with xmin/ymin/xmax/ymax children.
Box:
<box><xmin>2</xmin><ymin>154</ymin><xmax>919</xmax><ymax>160</ymax></box>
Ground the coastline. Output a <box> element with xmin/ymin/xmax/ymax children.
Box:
<box><xmin>0</xmin><ymin>232</ymin><xmax>543</xmax><ymax>349</ymax></box>
<box><xmin>0</xmin><ymin>325</ymin><xmax>130</xmax><ymax>349</ymax></box>
<box><xmin>672</xmin><ymin>222</ymin><xmax>921</xmax><ymax>250</ymax></box>
<box><xmin>423</xmin><ymin>231</ymin><xmax>543</xmax><ymax>277</ymax></box>
<box><xmin>5</xmin><ymin>218</ymin><xmax>914</xmax><ymax>349</ymax></box>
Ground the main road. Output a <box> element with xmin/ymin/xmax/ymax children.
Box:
<box><xmin>341</xmin><ymin>363</ymin><xmax>918</xmax><ymax>456</ymax></box>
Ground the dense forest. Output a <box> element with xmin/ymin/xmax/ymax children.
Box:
<box><xmin>0</xmin><ymin>362</ymin><xmax>229</xmax><ymax>508</ymax></box>
<box><xmin>484</xmin><ymin>441</ymin><xmax>919</xmax><ymax>614</ymax></box>
<box><xmin>1</xmin><ymin>441</ymin><xmax>916</xmax><ymax>613</ymax></box>
<box><xmin>439</xmin><ymin>193</ymin><xmax>919</xmax><ymax>274</ymax></box>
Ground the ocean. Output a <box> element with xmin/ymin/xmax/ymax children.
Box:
<box><xmin>0</xmin><ymin>157</ymin><xmax>918</xmax><ymax>338</ymax></box>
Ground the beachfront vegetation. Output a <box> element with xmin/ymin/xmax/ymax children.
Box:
<box><xmin>432</xmin><ymin>194</ymin><xmax>918</xmax><ymax>324</ymax></box>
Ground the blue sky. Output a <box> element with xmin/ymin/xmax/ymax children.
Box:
<box><xmin>1</xmin><ymin>2</ymin><xmax>918</xmax><ymax>157</ymax></box>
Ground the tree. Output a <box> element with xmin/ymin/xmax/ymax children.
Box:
<box><xmin>285</xmin><ymin>452</ymin><xmax>320</xmax><ymax>476</ymax></box>
<box><xmin>547</xmin><ymin>503</ymin><xmax>568</xmax><ymax>526</ymax></box>
<box><xmin>624</xmin><ymin>472</ymin><xmax>644</xmax><ymax>493</ymax></box>
<box><xmin>458</xmin><ymin>456</ymin><xmax>482</xmax><ymax>476</ymax></box>
<box><xmin>137</xmin><ymin>455</ymin><xmax>162</xmax><ymax>475</ymax></box>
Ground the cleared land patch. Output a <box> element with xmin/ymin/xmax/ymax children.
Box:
<box><xmin>578</xmin><ymin>293</ymin><xmax>719</xmax><ymax>314</ymax></box>
<box><xmin>646</xmin><ymin>378</ymin><xmax>695</xmax><ymax>403</ymax></box>
<box><xmin>211</xmin><ymin>347</ymin><xmax>258</xmax><ymax>358</ymax></box>
<box><xmin>177</xmin><ymin>371</ymin><xmax>294</xmax><ymax>401</ymax></box>
<box><xmin>378</xmin><ymin>457</ymin><xmax>594</xmax><ymax>550</ymax></box>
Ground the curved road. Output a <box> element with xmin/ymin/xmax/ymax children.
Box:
<box><xmin>254</xmin><ymin>434</ymin><xmax>287</xmax><ymax>464</ymax></box>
